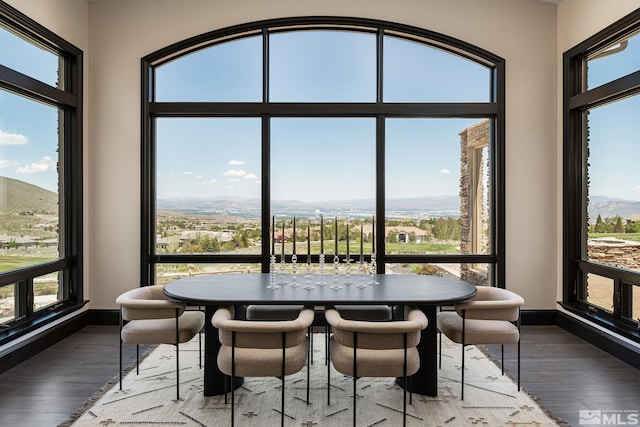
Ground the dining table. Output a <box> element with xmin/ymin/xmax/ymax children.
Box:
<box><xmin>164</xmin><ymin>273</ymin><xmax>477</xmax><ymax>397</ymax></box>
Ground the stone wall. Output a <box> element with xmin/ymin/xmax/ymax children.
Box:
<box><xmin>459</xmin><ymin>120</ymin><xmax>490</xmax><ymax>286</ymax></box>
<box><xmin>587</xmin><ymin>239</ymin><xmax>640</xmax><ymax>271</ymax></box>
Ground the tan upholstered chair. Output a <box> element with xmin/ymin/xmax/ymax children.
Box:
<box><xmin>437</xmin><ymin>286</ymin><xmax>524</xmax><ymax>400</ymax></box>
<box><xmin>325</xmin><ymin>306</ymin><xmax>428</xmax><ymax>427</ymax></box>
<box><xmin>116</xmin><ymin>285</ymin><xmax>205</xmax><ymax>401</ymax></box>
<box><xmin>212</xmin><ymin>305</ymin><xmax>315</xmax><ymax>427</ymax></box>
<box><xmin>246</xmin><ymin>304</ymin><xmax>392</xmax><ymax>365</ymax></box>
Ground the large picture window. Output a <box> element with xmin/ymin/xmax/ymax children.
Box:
<box><xmin>564</xmin><ymin>9</ymin><xmax>640</xmax><ymax>341</ymax></box>
<box><xmin>142</xmin><ymin>18</ymin><xmax>504</xmax><ymax>287</ymax></box>
<box><xmin>0</xmin><ymin>3</ymin><xmax>83</xmax><ymax>341</ymax></box>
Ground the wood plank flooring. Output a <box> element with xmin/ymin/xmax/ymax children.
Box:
<box><xmin>0</xmin><ymin>324</ymin><xmax>638</xmax><ymax>426</ymax></box>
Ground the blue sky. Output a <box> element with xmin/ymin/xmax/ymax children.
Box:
<box><xmin>1</xmin><ymin>27</ymin><xmax>638</xmax><ymax>202</ymax></box>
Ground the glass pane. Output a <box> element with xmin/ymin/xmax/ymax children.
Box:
<box><xmin>385</xmin><ymin>118</ymin><xmax>491</xmax><ymax>255</ymax></box>
<box><xmin>155</xmin><ymin>35</ymin><xmax>262</xmax><ymax>102</ymax></box>
<box><xmin>631</xmin><ymin>284</ymin><xmax>640</xmax><ymax>323</ymax></box>
<box><xmin>34</xmin><ymin>271</ymin><xmax>61</xmax><ymax>312</ymax></box>
<box><xmin>0</xmin><ymin>24</ymin><xmax>60</xmax><ymax>88</ymax></box>
<box><xmin>0</xmin><ymin>90</ymin><xmax>60</xmax><ymax>272</ymax></box>
<box><xmin>384</xmin><ymin>36</ymin><xmax>491</xmax><ymax>102</ymax></box>
<box><xmin>584</xmin><ymin>273</ymin><xmax>614</xmax><ymax>313</ymax></box>
<box><xmin>271</xmin><ymin>118</ymin><xmax>375</xmax><ymax>236</ymax></box>
<box><xmin>587</xmin><ymin>30</ymin><xmax>640</xmax><ymax>90</ymax></box>
<box><xmin>155</xmin><ymin>118</ymin><xmax>262</xmax><ymax>255</ymax></box>
<box><xmin>0</xmin><ymin>283</ymin><xmax>16</xmax><ymax>324</ymax></box>
<box><xmin>269</xmin><ymin>31</ymin><xmax>376</xmax><ymax>102</ymax></box>
<box><xmin>155</xmin><ymin>263</ymin><xmax>261</xmax><ymax>285</ymax></box>
<box><xmin>586</xmin><ymin>95</ymin><xmax>640</xmax><ymax>271</ymax></box>
<box><xmin>383</xmin><ymin>262</ymin><xmax>491</xmax><ymax>284</ymax></box>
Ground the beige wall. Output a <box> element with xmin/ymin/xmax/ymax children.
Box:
<box><xmin>5</xmin><ymin>0</ymin><xmax>637</xmax><ymax>312</ymax></box>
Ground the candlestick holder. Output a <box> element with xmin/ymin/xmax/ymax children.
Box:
<box><xmin>289</xmin><ymin>254</ymin><xmax>300</xmax><ymax>287</ymax></box>
<box><xmin>268</xmin><ymin>254</ymin><xmax>279</xmax><ymax>289</ymax></box>
<box><xmin>303</xmin><ymin>258</ymin><xmax>314</xmax><ymax>289</ymax></box>
<box><xmin>331</xmin><ymin>254</ymin><xmax>342</xmax><ymax>290</ymax></box>
<box><xmin>316</xmin><ymin>253</ymin><xmax>328</xmax><ymax>286</ymax></box>
<box><xmin>368</xmin><ymin>252</ymin><xmax>379</xmax><ymax>285</ymax></box>
<box><xmin>278</xmin><ymin>254</ymin><xmax>288</xmax><ymax>285</ymax></box>
<box><xmin>343</xmin><ymin>256</ymin><xmax>353</xmax><ymax>285</ymax></box>
<box><xmin>356</xmin><ymin>255</ymin><xmax>367</xmax><ymax>288</ymax></box>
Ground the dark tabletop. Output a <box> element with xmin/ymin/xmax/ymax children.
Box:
<box><xmin>164</xmin><ymin>273</ymin><xmax>477</xmax><ymax>306</ymax></box>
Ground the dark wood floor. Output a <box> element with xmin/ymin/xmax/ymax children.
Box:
<box><xmin>0</xmin><ymin>324</ymin><xmax>638</xmax><ymax>427</ymax></box>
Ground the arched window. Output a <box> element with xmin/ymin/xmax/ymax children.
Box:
<box><xmin>141</xmin><ymin>18</ymin><xmax>504</xmax><ymax>287</ymax></box>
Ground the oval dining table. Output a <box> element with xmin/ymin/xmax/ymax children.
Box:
<box><xmin>164</xmin><ymin>273</ymin><xmax>477</xmax><ymax>396</ymax></box>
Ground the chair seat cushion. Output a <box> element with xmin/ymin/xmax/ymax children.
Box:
<box><xmin>329</xmin><ymin>337</ymin><xmax>420</xmax><ymax>377</ymax></box>
<box><xmin>246</xmin><ymin>305</ymin><xmax>304</xmax><ymax>321</ymax></box>
<box><xmin>121</xmin><ymin>311</ymin><xmax>204</xmax><ymax>345</ymax></box>
<box><xmin>217</xmin><ymin>341</ymin><xmax>308</xmax><ymax>377</ymax></box>
<box><xmin>335</xmin><ymin>305</ymin><xmax>393</xmax><ymax>321</ymax></box>
<box><xmin>437</xmin><ymin>311</ymin><xmax>519</xmax><ymax>345</ymax></box>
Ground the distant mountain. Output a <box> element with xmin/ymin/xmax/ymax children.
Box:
<box><xmin>0</xmin><ymin>176</ymin><xmax>58</xmax><ymax>213</ymax></box>
<box><xmin>158</xmin><ymin>195</ymin><xmax>461</xmax><ymax>218</ymax></box>
<box><xmin>588</xmin><ymin>196</ymin><xmax>640</xmax><ymax>222</ymax></box>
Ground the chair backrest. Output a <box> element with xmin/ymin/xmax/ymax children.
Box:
<box><xmin>325</xmin><ymin>306</ymin><xmax>428</xmax><ymax>350</ymax></box>
<box><xmin>116</xmin><ymin>285</ymin><xmax>186</xmax><ymax>321</ymax></box>
<box><xmin>455</xmin><ymin>286</ymin><xmax>524</xmax><ymax>322</ymax></box>
<box><xmin>212</xmin><ymin>305</ymin><xmax>314</xmax><ymax>349</ymax></box>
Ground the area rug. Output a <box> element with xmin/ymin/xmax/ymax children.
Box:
<box><xmin>63</xmin><ymin>334</ymin><xmax>559</xmax><ymax>426</ymax></box>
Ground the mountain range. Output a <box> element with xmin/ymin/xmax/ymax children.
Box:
<box><xmin>0</xmin><ymin>176</ymin><xmax>57</xmax><ymax>213</ymax></box>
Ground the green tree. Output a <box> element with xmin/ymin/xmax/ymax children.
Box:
<box><xmin>614</xmin><ymin>216</ymin><xmax>624</xmax><ymax>233</ymax></box>
<box><xmin>594</xmin><ymin>214</ymin><xmax>605</xmax><ymax>233</ymax></box>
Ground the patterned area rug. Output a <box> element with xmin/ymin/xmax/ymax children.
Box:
<box><xmin>63</xmin><ymin>334</ymin><xmax>559</xmax><ymax>426</ymax></box>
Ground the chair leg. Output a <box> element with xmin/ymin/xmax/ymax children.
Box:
<box><xmin>438</xmin><ymin>330</ymin><xmax>442</xmax><ymax>369</ymax></box>
<box><xmin>281</xmin><ymin>332</ymin><xmax>286</xmax><ymax>427</ymax></box>
<box><xmin>325</xmin><ymin>325</ymin><xmax>329</xmax><ymax>365</ymax></box>
<box><xmin>461</xmin><ymin>344</ymin><xmax>465</xmax><ymax>400</ymax></box>
<box><xmin>119</xmin><ymin>310</ymin><xmax>123</xmax><ymax>391</ymax></box>
<box><xmin>136</xmin><ymin>344</ymin><xmax>139</xmax><ymax>375</ymax></box>
<box><xmin>175</xmin><ymin>309</ymin><xmax>180</xmax><ymax>401</ymax></box>
<box><xmin>403</xmin><ymin>332</ymin><xmax>407</xmax><ymax>427</ymax></box>
<box><xmin>353</xmin><ymin>332</ymin><xmax>357</xmax><ymax>427</ymax></box>
<box><xmin>501</xmin><ymin>344</ymin><xmax>505</xmax><ymax>375</ymax></box>
<box><xmin>461</xmin><ymin>310</ymin><xmax>466</xmax><ymax>400</ymax></box>
<box><xmin>307</xmin><ymin>337</ymin><xmax>310</xmax><ymax>405</ymax></box>
<box><xmin>517</xmin><ymin>314</ymin><xmax>521</xmax><ymax>391</ymax></box>
<box><xmin>517</xmin><ymin>337</ymin><xmax>521</xmax><ymax>391</ymax></box>
<box><xmin>231</xmin><ymin>331</ymin><xmax>236</xmax><ymax>427</ymax></box>
<box><xmin>327</xmin><ymin>335</ymin><xmax>331</xmax><ymax>406</ymax></box>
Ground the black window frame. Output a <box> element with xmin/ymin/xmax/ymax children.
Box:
<box><xmin>0</xmin><ymin>2</ymin><xmax>84</xmax><ymax>345</ymax></box>
<box><xmin>141</xmin><ymin>17</ymin><xmax>505</xmax><ymax>288</ymax></box>
<box><xmin>563</xmin><ymin>8</ymin><xmax>640</xmax><ymax>342</ymax></box>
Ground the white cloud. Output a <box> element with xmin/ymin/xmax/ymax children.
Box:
<box><xmin>0</xmin><ymin>130</ymin><xmax>28</xmax><ymax>146</ymax></box>
<box><xmin>227</xmin><ymin>178</ymin><xmax>240</xmax><ymax>182</ymax></box>
<box><xmin>244</xmin><ymin>173</ymin><xmax>258</xmax><ymax>180</ymax></box>
<box><xmin>228</xmin><ymin>160</ymin><xmax>245</xmax><ymax>166</ymax></box>
<box><xmin>223</xmin><ymin>169</ymin><xmax>246</xmax><ymax>177</ymax></box>
<box><xmin>0</xmin><ymin>160</ymin><xmax>18</xmax><ymax>169</ymax></box>
<box><xmin>207</xmin><ymin>178</ymin><xmax>217</xmax><ymax>184</ymax></box>
<box><xmin>182</xmin><ymin>171</ymin><xmax>193</xmax><ymax>175</ymax></box>
<box><xmin>440</xmin><ymin>169</ymin><xmax>451</xmax><ymax>175</ymax></box>
<box><xmin>16</xmin><ymin>156</ymin><xmax>55</xmax><ymax>174</ymax></box>
<box><xmin>633</xmin><ymin>184</ymin><xmax>640</xmax><ymax>190</ymax></box>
